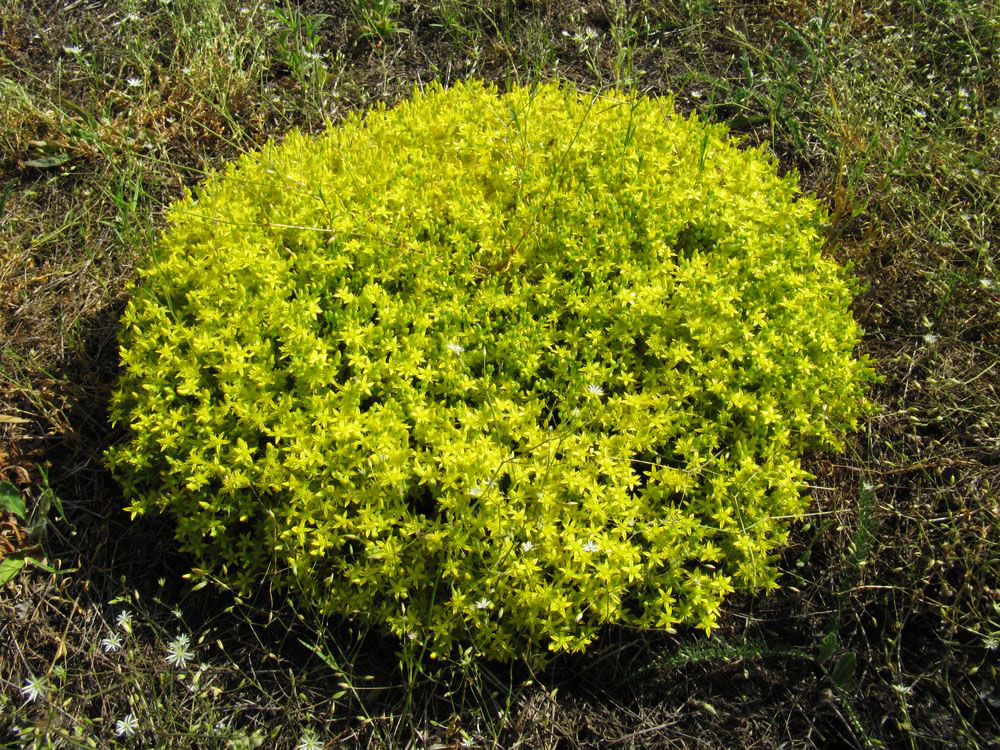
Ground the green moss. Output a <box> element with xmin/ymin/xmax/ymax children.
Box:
<box><xmin>107</xmin><ymin>80</ymin><xmax>873</xmax><ymax>663</ymax></box>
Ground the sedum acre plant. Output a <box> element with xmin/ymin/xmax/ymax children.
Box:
<box><xmin>107</xmin><ymin>80</ymin><xmax>872</xmax><ymax>662</ymax></box>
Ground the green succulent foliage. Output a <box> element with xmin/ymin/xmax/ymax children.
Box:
<box><xmin>107</xmin><ymin>80</ymin><xmax>873</xmax><ymax>663</ymax></box>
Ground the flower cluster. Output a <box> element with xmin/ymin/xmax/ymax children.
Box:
<box><xmin>108</xmin><ymin>80</ymin><xmax>872</xmax><ymax>663</ymax></box>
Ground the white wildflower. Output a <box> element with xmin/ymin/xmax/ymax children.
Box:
<box><xmin>165</xmin><ymin>633</ymin><xmax>194</xmax><ymax>669</ymax></box>
<box><xmin>571</xmin><ymin>27</ymin><xmax>599</xmax><ymax>52</ymax></box>
<box><xmin>20</xmin><ymin>675</ymin><xmax>46</xmax><ymax>703</ymax></box>
<box><xmin>923</xmin><ymin>333</ymin><xmax>939</xmax><ymax>344</ymax></box>
<box><xmin>981</xmin><ymin>278</ymin><xmax>995</xmax><ymax>289</ymax></box>
<box><xmin>586</xmin><ymin>384</ymin><xmax>604</xmax><ymax>397</ymax></box>
<box><xmin>115</xmin><ymin>713</ymin><xmax>138</xmax><ymax>737</ymax></box>
<box><xmin>475</xmin><ymin>597</ymin><xmax>492</xmax><ymax>610</ymax></box>
<box><xmin>690</xmin><ymin>89</ymin><xmax>703</xmax><ymax>99</ymax></box>
<box><xmin>126</xmin><ymin>77</ymin><xmax>143</xmax><ymax>88</ymax></box>
<box><xmin>297</xmin><ymin>731</ymin><xmax>323</xmax><ymax>750</ymax></box>
<box><xmin>447</xmin><ymin>342</ymin><xmax>464</xmax><ymax>354</ymax></box>
<box><xmin>63</xmin><ymin>45</ymin><xmax>82</xmax><ymax>55</ymax></box>
<box><xmin>101</xmin><ymin>632</ymin><xmax>123</xmax><ymax>653</ymax></box>
<box><xmin>116</xmin><ymin>610</ymin><xmax>133</xmax><ymax>633</ymax></box>
<box><xmin>521</xmin><ymin>540</ymin><xmax>534</xmax><ymax>553</ymax></box>
<box><xmin>582</xmin><ymin>540</ymin><xmax>600</xmax><ymax>553</ymax></box>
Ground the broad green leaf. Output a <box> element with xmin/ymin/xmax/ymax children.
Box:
<box><xmin>24</xmin><ymin>153</ymin><xmax>71</xmax><ymax>168</ymax></box>
<box><xmin>0</xmin><ymin>556</ymin><xmax>25</xmax><ymax>585</ymax></box>
<box><xmin>830</xmin><ymin>651</ymin><xmax>857</xmax><ymax>688</ymax></box>
<box><xmin>0</xmin><ymin>482</ymin><xmax>26</xmax><ymax>520</ymax></box>
<box><xmin>817</xmin><ymin>630</ymin><xmax>837</xmax><ymax>662</ymax></box>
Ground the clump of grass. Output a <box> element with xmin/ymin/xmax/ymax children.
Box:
<box><xmin>1</xmin><ymin>571</ymin><xmax>339</xmax><ymax>747</ymax></box>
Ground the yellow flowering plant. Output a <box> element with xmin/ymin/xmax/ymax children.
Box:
<box><xmin>107</xmin><ymin>80</ymin><xmax>873</xmax><ymax>663</ymax></box>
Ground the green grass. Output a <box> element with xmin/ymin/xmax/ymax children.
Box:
<box><xmin>1</xmin><ymin>0</ymin><xmax>998</xmax><ymax>747</ymax></box>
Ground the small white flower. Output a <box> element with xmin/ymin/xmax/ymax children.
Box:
<box><xmin>126</xmin><ymin>77</ymin><xmax>143</xmax><ymax>88</ymax></box>
<box><xmin>475</xmin><ymin>597</ymin><xmax>492</xmax><ymax>610</ymax></box>
<box><xmin>115</xmin><ymin>713</ymin><xmax>138</xmax><ymax>737</ymax></box>
<box><xmin>958</xmin><ymin>87</ymin><xmax>969</xmax><ymax>98</ymax></box>
<box><xmin>468</xmin><ymin>485</ymin><xmax>483</xmax><ymax>498</ymax></box>
<box><xmin>297</xmin><ymin>730</ymin><xmax>323</xmax><ymax>750</ymax></box>
<box><xmin>165</xmin><ymin>633</ymin><xmax>195</xmax><ymax>669</ymax></box>
<box><xmin>447</xmin><ymin>342</ymin><xmax>464</xmax><ymax>354</ymax></box>
<box><xmin>63</xmin><ymin>45</ymin><xmax>82</xmax><ymax>55</ymax></box>
<box><xmin>861</xmin><ymin>481</ymin><xmax>875</xmax><ymax>493</ymax></box>
<box><xmin>690</xmin><ymin>89</ymin><xmax>703</xmax><ymax>99</ymax></box>
<box><xmin>923</xmin><ymin>333</ymin><xmax>939</xmax><ymax>344</ymax></box>
<box><xmin>126</xmin><ymin>12</ymin><xmax>140</xmax><ymax>21</ymax></box>
<box><xmin>101</xmin><ymin>632</ymin><xmax>123</xmax><ymax>653</ymax></box>
<box><xmin>116</xmin><ymin>610</ymin><xmax>133</xmax><ymax>633</ymax></box>
<box><xmin>586</xmin><ymin>384</ymin><xmax>604</xmax><ymax>397</ymax></box>
<box><xmin>981</xmin><ymin>278</ymin><xmax>995</xmax><ymax>289</ymax></box>
<box><xmin>582</xmin><ymin>540</ymin><xmax>600</xmax><ymax>553</ymax></box>
<box><xmin>914</xmin><ymin>108</ymin><xmax>926</xmax><ymax>119</ymax></box>
<box><xmin>521</xmin><ymin>540</ymin><xmax>534</xmax><ymax>553</ymax></box>
<box><xmin>20</xmin><ymin>675</ymin><xmax>46</xmax><ymax>703</ymax></box>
